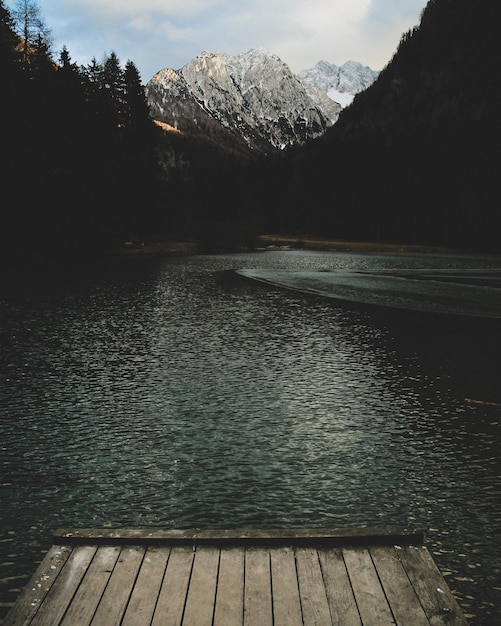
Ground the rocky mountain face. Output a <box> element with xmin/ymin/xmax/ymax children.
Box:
<box><xmin>299</xmin><ymin>60</ymin><xmax>379</xmax><ymax>108</ymax></box>
<box><xmin>146</xmin><ymin>49</ymin><xmax>342</xmax><ymax>153</ymax></box>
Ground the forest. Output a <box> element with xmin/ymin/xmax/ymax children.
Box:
<box><xmin>0</xmin><ymin>0</ymin><xmax>165</xmax><ymax>259</ymax></box>
<box><xmin>1</xmin><ymin>0</ymin><xmax>500</xmax><ymax>259</ymax></box>
<box><xmin>275</xmin><ymin>0</ymin><xmax>501</xmax><ymax>252</ymax></box>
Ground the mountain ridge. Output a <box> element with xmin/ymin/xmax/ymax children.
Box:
<box><xmin>299</xmin><ymin>60</ymin><xmax>379</xmax><ymax>108</ymax></box>
<box><xmin>273</xmin><ymin>0</ymin><xmax>501</xmax><ymax>252</ymax></box>
<box><xmin>146</xmin><ymin>49</ymin><xmax>376</xmax><ymax>152</ymax></box>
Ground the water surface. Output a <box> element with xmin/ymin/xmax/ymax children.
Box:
<box><xmin>1</xmin><ymin>250</ymin><xmax>500</xmax><ymax>623</ymax></box>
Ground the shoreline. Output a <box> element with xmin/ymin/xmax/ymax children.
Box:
<box><xmin>257</xmin><ymin>234</ymin><xmax>452</xmax><ymax>255</ymax></box>
<box><xmin>117</xmin><ymin>235</ymin><xmax>453</xmax><ymax>257</ymax></box>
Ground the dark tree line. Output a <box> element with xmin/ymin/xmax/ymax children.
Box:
<box><xmin>264</xmin><ymin>0</ymin><xmax>501</xmax><ymax>252</ymax></box>
<box><xmin>2</xmin><ymin>0</ymin><xmax>500</xmax><ymax>258</ymax></box>
<box><xmin>0</xmin><ymin>0</ymin><xmax>262</xmax><ymax>258</ymax></box>
<box><xmin>1</xmin><ymin>0</ymin><xmax>163</xmax><ymax>259</ymax></box>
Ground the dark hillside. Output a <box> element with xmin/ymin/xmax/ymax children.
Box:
<box><xmin>0</xmin><ymin>0</ymin><xmax>163</xmax><ymax>260</ymax></box>
<box><xmin>2</xmin><ymin>0</ymin><xmax>500</xmax><ymax>256</ymax></box>
<box><xmin>277</xmin><ymin>0</ymin><xmax>501</xmax><ymax>252</ymax></box>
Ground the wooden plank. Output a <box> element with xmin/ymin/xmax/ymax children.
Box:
<box><xmin>60</xmin><ymin>546</ymin><xmax>121</xmax><ymax>626</ymax></box>
<box><xmin>54</xmin><ymin>526</ymin><xmax>424</xmax><ymax>547</ymax></box>
<box><xmin>121</xmin><ymin>546</ymin><xmax>170</xmax><ymax>626</ymax></box>
<box><xmin>342</xmin><ymin>547</ymin><xmax>394</xmax><ymax>625</ymax></box>
<box><xmin>370</xmin><ymin>545</ymin><xmax>429</xmax><ymax>625</ymax></box>
<box><xmin>90</xmin><ymin>546</ymin><xmax>145</xmax><ymax>626</ymax></box>
<box><xmin>213</xmin><ymin>547</ymin><xmax>245</xmax><ymax>626</ymax></box>
<box><xmin>244</xmin><ymin>547</ymin><xmax>273</xmax><ymax>626</ymax></box>
<box><xmin>270</xmin><ymin>547</ymin><xmax>303</xmax><ymax>626</ymax></box>
<box><xmin>318</xmin><ymin>547</ymin><xmax>362</xmax><ymax>626</ymax></box>
<box><xmin>3</xmin><ymin>545</ymin><xmax>73</xmax><ymax>626</ymax></box>
<box><xmin>182</xmin><ymin>547</ymin><xmax>220</xmax><ymax>626</ymax></box>
<box><xmin>397</xmin><ymin>545</ymin><xmax>469</xmax><ymax>626</ymax></box>
<box><xmin>6</xmin><ymin>528</ymin><xmax>468</xmax><ymax>626</ymax></box>
<box><xmin>30</xmin><ymin>545</ymin><xmax>98</xmax><ymax>626</ymax></box>
<box><xmin>295</xmin><ymin>547</ymin><xmax>332</xmax><ymax>624</ymax></box>
<box><xmin>151</xmin><ymin>546</ymin><xmax>194</xmax><ymax>626</ymax></box>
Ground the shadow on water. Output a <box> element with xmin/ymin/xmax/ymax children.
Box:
<box><xmin>234</xmin><ymin>263</ymin><xmax>501</xmax><ymax>402</ymax></box>
<box><xmin>365</xmin><ymin>305</ymin><xmax>501</xmax><ymax>405</ymax></box>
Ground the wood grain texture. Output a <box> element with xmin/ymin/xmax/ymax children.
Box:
<box><xmin>90</xmin><ymin>546</ymin><xmax>144</xmax><ymax>626</ymax></box>
<box><xmin>54</xmin><ymin>526</ymin><xmax>424</xmax><ymax>547</ymax></box>
<box><xmin>296</xmin><ymin>547</ymin><xmax>332</xmax><ymax>624</ymax></box>
<box><xmin>121</xmin><ymin>547</ymin><xmax>170</xmax><ymax>626</ymax></box>
<box><xmin>30</xmin><ymin>545</ymin><xmax>98</xmax><ymax>626</ymax></box>
<box><xmin>370</xmin><ymin>545</ymin><xmax>429</xmax><ymax>625</ymax></box>
<box><xmin>60</xmin><ymin>546</ymin><xmax>121</xmax><ymax>626</ymax></box>
<box><xmin>397</xmin><ymin>545</ymin><xmax>469</xmax><ymax>626</ymax></box>
<box><xmin>151</xmin><ymin>546</ymin><xmax>194</xmax><ymax>626</ymax></box>
<box><xmin>182</xmin><ymin>547</ymin><xmax>220</xmax><ymax>626</ymax></box>
<box><xmin>5</xmin><ymin>528</ymin><xmax>468</xmax><ymax>626</ymax></box>
<box><xmin>214</xmin><ymin>547</ymin><xmax>245</xmax><ymax>626</ymax></box>
<box><xmin>244</xmin><ymin>547</ymin><xmax>272</xmax><ymax>626</ymax></box>
<box><xmin>270</xmin><ymin>547</ymin><xmax>303</xmax><ymax>626</ymax></box>
<box><xmin>342</xmin><ymin>547</ymin><xmax>394</xmax><ymax>624</ymax></box>
<box><xmin>319</xmin><ymin>547</ymin><xmax>362</xmax><ymax>625</ymax></box>
<box><xmin>2</xmin><ymin>545</ymin><xmax>73</xmax><ymax>626</ymax></box>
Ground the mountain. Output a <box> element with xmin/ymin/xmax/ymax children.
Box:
<box><xmin>272</xmin><ymin>0</ymin><xmax>501</xmax><ymax>252</ymax></box>
<box><xmin>146</xmin><ymin>49</ymin><xmax>342</xmax><ymax>152</ymax></box>
<box><xmin>298</xmin><ymin>60</ymin><xmax>379</xmax><ymax>108</ymax></box>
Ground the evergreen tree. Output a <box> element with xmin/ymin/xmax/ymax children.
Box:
<box><xmin>82</xmin><ymin>57</ymin><xmax>110</xmax><ymax>128</ymax></box>
<box><xmin>84</xmin><ymin>56</ymin><xmax>103</xmax><ymax>87</ymax></box>
<box><xmin>30</xmin><ymin>31</ymin><xmax>53</xmax><ymax>74</ymax></box>
<box><xmin>59</xmin><ymin>45</ymin><xmax>77</xmax><ymax>72</ymax></box>
<box><xmin>102</xmin><ymin>51</ymin><xmax>125</xmax><ymax>126</ymax></box>
<box><xmin>123</xmin><ymin>60</ymin><xmax>151</xmax><ymax>129</ymax></box>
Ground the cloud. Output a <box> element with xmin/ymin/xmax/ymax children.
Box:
<box><xmin>292</xmin><ymin>0</ymin><xmax>371</xmax><ymax>28</ymax></box>
<box><xmin>37</xmin><ymin>0</ymin><xmax>428</xmax><ymax>81</ymax></box>
<box><xmin>357</xmin><ymin>0</ymin><xmax>426</xmax><ymax>67</ymax></box>
<box><xmin>364</xmin><ymin>0</ymin><xmax>426</xmax><ymax>28</ymax></box>
<box><xmin>60</xmin><ymin>0</ymin><xmax>220</xmax><ymax>20</ymax></box>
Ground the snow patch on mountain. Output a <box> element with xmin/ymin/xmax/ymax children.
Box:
<box><xmin>146</xmin><ymin>49</ymin><xmax>342</xmax><ymax>152</ymax></box>
<box><xmin>299</xmin><ymin>60</ymin><xmax>379</xmax><ymax>107</ymax></box>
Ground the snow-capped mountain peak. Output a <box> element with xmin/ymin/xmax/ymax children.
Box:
<box><xmin>299</xmin><ymin>60</ymin><xmax>379</xmax><ymax>108</ymax></box>
<box><xmin>146</xmin><ymin>48</ymin><xmax>342</xmax><ymax>152</ymax></box>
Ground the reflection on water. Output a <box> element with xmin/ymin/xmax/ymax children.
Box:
<box><xmin>237</xmin><ymin>267</ymin><xmax>501</xmax><ymax>318</ymax></box>
<box><xmin>1</xmin><ymin>250</ymin><xmax>500</xmax><ymax>623</ymax></box>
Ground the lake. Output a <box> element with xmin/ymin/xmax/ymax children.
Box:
<box><xmin>1</xmin><ymin>249</ymin><xmax>500</xmax><ymax>624</ymax></box>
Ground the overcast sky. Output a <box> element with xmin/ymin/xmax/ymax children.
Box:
<box><xmin>26</xmin><ymin>0</ymin><xmax>428</xmax><ymax>82</ymax></box>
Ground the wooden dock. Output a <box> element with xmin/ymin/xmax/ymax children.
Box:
<box><xmin>4</xmin><ymin>527</ymin><xmax>468</xmax><ymax>625</ymax></box>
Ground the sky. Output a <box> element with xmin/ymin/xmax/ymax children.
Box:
<box><xmin>20</xmin><ymin>0</ymin><xmax>429</xmax><ymax>82</ymax></box>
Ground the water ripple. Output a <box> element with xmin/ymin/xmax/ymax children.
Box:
<box><xmin>1</xmin><ymin>250</ymin><xmax>501</xmax><ymax>623</ymax></box>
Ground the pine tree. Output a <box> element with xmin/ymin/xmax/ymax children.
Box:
<box><xmin>124</xmin><ymin>60</ymin><xmax>151</xmax><ymax>129</ymax></box>
<box><xmin>102</xmin><ymin>51</ymin><xmax>125</xmax><ymax>126</ymax></box>
<box><xmin>84</xmin><ymin>56</ymin><xmax>104</xmax><ymax>86</ymax></box>
<box><xmin>59</xmin><ymin>45</ymin><xmax>77</xmax><ymax>72</ymax></box>
<box><xmin>82</xmin><ymin>57</ymin><xmax>106</xmax><ymax>119</ymax></box>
